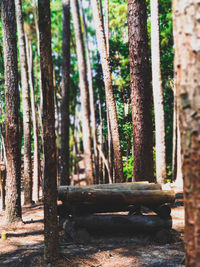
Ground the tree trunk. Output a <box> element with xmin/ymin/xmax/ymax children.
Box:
<box><xmin>38</xmin><ymin>0</ymin><xmax>58</xmax><ymax>262</ymax></box>
<box><xmin>172</xmin><ymin>88</ymin><xmax>177</xmax><ymax>181</ymax></box>
<box><xmin>60</xmin><ymin>0</ymin><xmax>71</xmax><ymax>185</ymax></box>
<box><xmin>15</xmin><ymin>0</ymin><xmax>32</xmax><ymax>205</ymax></box>
<box><xmin>90</xmin><ymin>0</ymin><xmax>124</xmax><ymax>183</ymax></box>
<box><xmin>128</xmin><ymin>0</ymin><xmax>154</xmax><ymax>182</ymax></box>
<box><xmin>71</xmin><ymin>0</ymin><xmax>94</xmax><ymax>185</ymax></box>
<box><xmin>80</xmin><ymin>0</ymin><xmax>99</xmax><ymax>184</ymax></box>
<box><xmin>1</xmin><ymin>0</ymin><xmax>22</xmax><ymax>223</ymax></box>
<box><xmin>105</xmin><ymin>0</ymin><xmax>109</xmax><ymax>56</ymax></box>
<box><xmin>150</xmin><ymin>0</ymin><xmax>166</xmax><ymax>184</ymax></box>
<box><xmin>173</xmin><ymin>0</ymin><xmax>200</xmax><ymax>265</ymax></box>
<box><xmin>25</xmin><ymin>36</ymin><xmax>40</xmax><ymax>203</ymax></box>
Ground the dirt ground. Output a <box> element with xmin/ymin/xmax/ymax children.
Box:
<box><xmin>0</xmin><ymin>183</ymin><xmax>185</xmax><ymax>267</ymax></box>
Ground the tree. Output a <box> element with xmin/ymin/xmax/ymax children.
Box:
<box><xmin>90</xmin><ymin>0</ymin><xmax>124</xmax><ymax>183</ymax></box>
<box><xmin>150</xmin><ymin>0</ymin><xmax>166</xmax><ymax>184</ymax></box>
<box><xmin>25</xmin><ymin>36</ymin><xmax>41</xmax><ymax>202</ymax></box>
<box><xmin>71</xmin><ymin>0</ymin><xmax>94</xmax><ymax>185</ymax></box>
<box><xmin>80</xmin><ymin>0</ymin><xmax>99</xmax><ymax>184</ymax></box>
<box><xmin>60</xmin><ymin>0</ymin><xmax>71</xmax><ymax>185</ymax></box>
<box><xmin>15</xmin><ymin>0</ymin><xmax>32</xmax><ymax>204</ymax></box>
<box><xmin>1</xmin><ymin>0</ymin><xmax>22</xmax><ymax>223</ymax></box>
<box><xmin>38</xmin><ymin>0</ymin><xmax>58</xmax><ymax>262</ymax></box>
<box><xmin>173</xmin><ymin>0</ymin><xmax>200</xmax><ymax>265</ymax></box>
<box><xmin>128</xmin><ymin>0</ymin><xmax>154</xmax><ymax>182</ymax></box>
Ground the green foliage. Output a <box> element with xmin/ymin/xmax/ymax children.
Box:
<box><xmin>123</xmin><ymin>156</ymin><xmax>133</xmax><ymax>181</ymax></box>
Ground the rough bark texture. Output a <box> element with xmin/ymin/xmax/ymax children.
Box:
<box><xmin>38</xmin><ymin>0</ymin><xmax>58</xmax><ymax>262</ymax></box>
<box><xmin>173</xmin><ymin>1</ymin><xmax>200</xmax><ymax>266</ymax></box>
<box><xmin>1</xmin><ymin>0</ymin><xmax>22</xmax><ymax>223</ymax></box>
<box><xmin>71</xmin><ymin>0</ymin><xmax>94</xmax><ymax>185</ymax></box>
<box><xmin>59</xmin><ymin>188</ymin><xmax>175</xmax><ymax>206</ymax></box>
<box><xmin>128</xmin><ymin>0</ymin><xmax>154</xmax><ymax>182</ymax></box>
<box><xmin>90</xmin><ymin>0</ymin><xmax>124</xmax><ymax>183</ymax></box>
<box><xmin>60</xmin><ymin>0</ymin><xmax>70</xmax><ymax>185</ymax></box>
<box><xmin>15</xmin><ymin>0</ymin><xmax>32</xmax><ymax>204</ymax></box>
<box><xmin>150</xmin><ymin>0</ymin><xmax>166</xmax><ymax>184</ymax></box>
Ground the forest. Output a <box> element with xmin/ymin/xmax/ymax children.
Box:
<box><xmin>0</xmin><ymin>0</ymin><xmax>199</xmax><ymax>266</ymax></box>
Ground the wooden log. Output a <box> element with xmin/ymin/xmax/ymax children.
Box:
<box><xmin>58</xmin><ymin>202</ymin><xmax>135</xmax><ymax>216</ymax></box>
<box><xmin>58</xmin><ymin>182</ymin><xmax>162</xmax><ymax>197</ymax></box>
<box><xmin>62</xmin><ymin>215</ymin><xmax>172</xmax><ymax>235</ymax></box>
<box><xmin>58</xmin><ymin>202</ymin><xmax>171</xmax><ymax>218</ymax></box>
<box><xmin>58</xmin><ymin>182</ymin><xmax>162</xmax><ymax>200</ymax></box>
<box><xmin>59</xmin><ymin>188</ymin><xmax>175</xmax><ymax>206</ymax></box>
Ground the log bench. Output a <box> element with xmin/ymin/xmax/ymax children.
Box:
<box><xmin>58</xmin><ymin>182</ymin><xmax>175</xmax><ymax>240</ymax></box>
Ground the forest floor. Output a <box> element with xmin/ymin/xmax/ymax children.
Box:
<box><xmin>0</xmin><ymin>183</ymin><xmax>184</xmax><ymax>267</ymax></box>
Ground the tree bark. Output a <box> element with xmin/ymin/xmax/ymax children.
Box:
<box><xmin>128</xmin><ymin>0</ymin><xmax>154</xmax><ymax>182</ymax></box>
<box><xmin>58</xmin><ymin>182</ymin><xmax>162</xmax><ymax>198</ymax></box>
<box><xmin>38</xmin><ymin>0</ymin><xmax>58</xmax><ymax>262</ymax></box>
<box><xmin>150</xmin><ymin>0</ymin><xmax>166</xmax><ymax>184</ymax></box>
<box><xmin>80</xmin><ymin>0</ymin><xmax>99</xmax><ymax>184</ymax></box>
<box><xmin>60</xmin><ymin>0</ymin><xmax>71</xmax><ymax>185</ymax></box>
<box><xmin>90</xmin><ymin>0</ymin><xmax>124</xmax><ymax>183</ymax></box>
<box><xmin>15</xmin><ymin>0</ymin><xmax>32</xmax><ymax>205</ymax></box>
<box><xmin>58</xmin><ymin>187</ymin><xmax>175</xmax><ymax>206</ymax></box>
<box><xmin>25</xmin><ymin>37</ymin><xmax>40</xmax><ymax>202</ymax></box>
<box><xmin>173</xmin><ymin>1</ymin><xmax>200</xmax><ymax>265</ymax></box>
<box><xmin>1</xmin><ymin>0</ymin><xmax>22</xmax><ymax>223</ymax></box>
<box><xmin>71</xmin><ymin>0</ymin><xmax>94</xmax><ymax>185</ymax></box>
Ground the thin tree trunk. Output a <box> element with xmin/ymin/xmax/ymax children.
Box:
<box><xmin>80</xmin><ymin>0</ymin><xmax>99</xmax><ymax>184</ymax></box>
<box><xmin>173</xmin><ymin>0</ymin><xmax>200</xmax><ymax>265</ymax></box>
<box><xmin>71</xmin><ymin>0</ymin><xmax>94</xmax><ymax>185</ymax></box>
<box><xmin>128</xmin><ymin>0</ymin><xmax>154</xmax><ymax>182</ymax></box>
<box><xmin>1</xmin><ymin>0</ymin><xmax>22</xmax><ymax>223</ymax></box>
<box><xmin>90</xmin><ymin>0</ymin><xmax>124</xmax><ymax>183</ymax></box>
<box><xmin>33</xmin><ymin>0</ymin><xmax>43</xmax><ymax>115</ymax></box>
<box><xmin>15</xmin><ymin>0</ymin><xmax>32</xmax><ymax>205</ymax></box>
<box><xmin>172</xmin><ymin>89</ymin><xmax>177</xmax><ymax>181</ymax></box>
<box><xmin>25</xmin><ymin>36</ymin><xmax>40</xmax><ymax>202</ymax></box>
<box><xmin>60</xmin><ymin>0</ymin><xmax>71</xmax><ymax>185</ymax></box>
<box><xmin>150</xmin><ymin>0</ymin><xmax>166</xmax><ymax>184</ymax></box>
<box><xmin>38</xmin><ymin>0</ymin><xmax>58</xmax><ymax>262</ymax></box>
<box><xmin>105</xmin><ymin>0</ymin><xmax>109</xmax><ymax>56</ymax></box>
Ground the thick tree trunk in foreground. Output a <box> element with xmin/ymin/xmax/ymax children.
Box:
<box><xmin>150</xmin><ymin>0</ymin><xmax>166</xmax><ymax>184</ymax></box>
<box><xmin>59</xmin><ymin>188</ymin><xmax>175</xmax><ymax>206</ymax></box>
<box><xmin>62</xmin><ymin>215</ymin><xmax>172</xmax><ymax>235</ymax></box>
<box><xmin>15</xmin><ymin>0</ymin><xmax>32</xmax><ymax>205</ymax></box>
<box><xmin>38</xmin><ymin>0</ymin><xmax>58</xmax><ymax>262</ymax></box>
<box><xmin>71</xmin><ymin>0</ymin><xmax>94</xmax><ymax>185</ymax></box>
<box><xmin>128</xmin><ymin>0</ymin><xmax>154</xmax><ymax>182</ymax></box>
<box><xmin>173</xmin><ymin>1</ymin><xmax>200</xmax><ymax>265</ymax></box>
<box><xmin>60</xmin><ymin>0</ymin><xmax>70</xmax><ymax>185</ymax></box>
<box><xmin>90</xmin><ymin>0</ymin><xmax>124</xmax><ymax>183</ymax></box>
<box><xmin>1</xmin><ymin>0</ymin><xmax>22</xmax><ymax>223</ymax></box>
